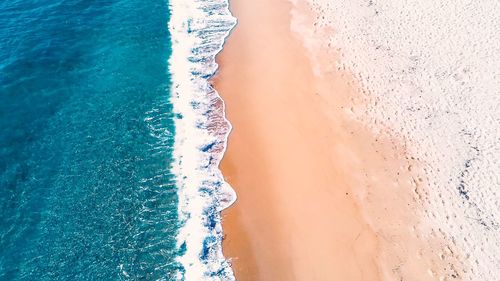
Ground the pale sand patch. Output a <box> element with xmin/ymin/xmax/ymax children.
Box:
<box><xmin>301</xmin><ymin>1</ymin><xmax>500</xmax><ymax>280</ymax></box>
<box><xmin>213</xmin><ymin>0</ymin><xmax>462</xmax><ymax>280</ymax></box>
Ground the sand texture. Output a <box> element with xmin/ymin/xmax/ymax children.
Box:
<box><xmin>213</xmin><ymin>0</ymin><xmax>470</xmax><ymax>280</ymax></box>
<box><xmin>300</xmin><ymin>0</ymin><xmax>500</xmax><ymax>279</ymax></box>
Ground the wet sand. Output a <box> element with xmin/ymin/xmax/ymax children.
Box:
<box><xmin>213</xmin><ymin>0</ymin><xmax>460</xmax><ymax>280</ymax></box>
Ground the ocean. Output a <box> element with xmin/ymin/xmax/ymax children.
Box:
<box><xmin>0</xmin><ymin>0</ymin><xmax>235</xmax><ymax>280</ymax></box>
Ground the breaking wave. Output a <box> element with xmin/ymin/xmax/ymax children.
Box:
<box><xmin>168</xmin><ymin>0</ymin><xmax>236</xmax><ymax>279</ymax></box>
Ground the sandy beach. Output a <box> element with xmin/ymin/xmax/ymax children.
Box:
<box><xmin>214</xmin><ymin>0</ymin><xmax>465</xmax><ymax>280</ymax></box>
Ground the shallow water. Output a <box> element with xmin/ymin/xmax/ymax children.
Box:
<box><xmin>0</xmin><ymin>0</ymin><xmax>181</xmax><ymax>279</ymax></box>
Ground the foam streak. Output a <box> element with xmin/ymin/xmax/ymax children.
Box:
<box><xmin>168</xmin><ymin>0</ymin><xmax>237</xmax><ymax>280</ymax></box>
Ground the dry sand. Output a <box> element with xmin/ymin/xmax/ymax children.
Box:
<box><xmin>302</xmin><ymin>1</ymin><xmax>500</xmax><ymax>280</ymax></box>
<box><xmin>213</xmin><ymin>0</ymin><xmax>463</xmax><ymax>280</ymax></box>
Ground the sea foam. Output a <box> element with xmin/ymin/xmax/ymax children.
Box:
<box><xmin>168</xmin><ymin>0</ymin><xmax>236</xmax><ymax>280</ymax></box>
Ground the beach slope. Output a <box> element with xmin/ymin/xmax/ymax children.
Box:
<box><xmin>214</xmin><ymin>0</ymin><xmax>463</xmax><ymax>280</ymax></box>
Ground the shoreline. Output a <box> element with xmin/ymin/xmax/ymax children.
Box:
<box><xmin>168</xmin><ymin>0</ymin><xmax>237</xmax><ymax>278</ymax></box>
<box><xmin>214</xmin><ymin>0</ymin><xmax>463</xmax><ymax>280</ymax></box>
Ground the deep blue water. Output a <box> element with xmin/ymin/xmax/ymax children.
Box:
<box><xmin>0</xmin><ymin>0</ymin><xmax>181</xmax><ymax>279</ymax></box>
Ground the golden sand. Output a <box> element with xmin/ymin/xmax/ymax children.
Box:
<box><xmin>213</xmin><ymin>0</ymin><xmax>460</xmax><ymax>280</ymax></box>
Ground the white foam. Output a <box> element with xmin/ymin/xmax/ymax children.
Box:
<box><xmin>167</xmin><ymin>0</ymin><xmax>236</xmax><ymax>280</ymax></box>
<box><xmin>295</xmin><ymin>0</ymin><xmax>500</xmax><ymax>279</ymax></box>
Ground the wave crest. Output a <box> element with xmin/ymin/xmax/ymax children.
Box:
<box><xmin>168</xmin><ymin>0</ymin><xmax>236</xmax><ymax>280</ymax></box>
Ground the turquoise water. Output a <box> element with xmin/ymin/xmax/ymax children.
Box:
<box><xmin>0</xmin><ymin>0</ymin><xmax>182</xmax><ymax>279</ymax></box>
